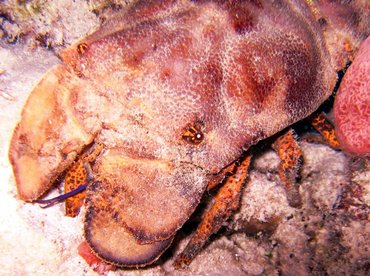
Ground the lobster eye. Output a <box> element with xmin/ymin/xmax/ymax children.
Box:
<box><xmin>77</xmin><ymin>42</ymin><xmax>88</xmax><ymax>55</ymax></box>
<box><xmin>182</xmin><ymin>124</ymin><xmax>204</xmax><ymax>145</ymax></box>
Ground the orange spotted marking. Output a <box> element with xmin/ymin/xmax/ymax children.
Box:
<box><xmin>174</xmin><ymin>154</ymin><xmax>251</xmax><ymax>268</ymax></box>
<box><xmin>65</xmin><ymin>142</ymin><xmax>104</xmax><ymax>217</ymax></box>
<box><xmin>273</xmin><ymin>129</ymin><xmax>303</xmax><ymax>208</ymax></box>
<box><xmin>310</xmin><ymin>112</ymin><xmax>341</xmax><ymax>149</ymax></box>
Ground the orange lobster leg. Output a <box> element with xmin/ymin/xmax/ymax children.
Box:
<box><xmin>309</xmin><ymin>112</ymin><xmax>341</xmax><ymax>150</ymax></box>
<box><xmin>64</xmin><ymin>142</ymin><xmax>104</xmax><ymax>217</ymax></box>
<box><xmin>35</xmin><ymin>142</ymin><xmax>103</xmax><ymax>217</ymax></box>
<box><xmin>174</xmin><ymin>154</ymin><xmax>251</xmax><ymax>269</ymax></box>
<box><xmin>272</xmin><ymin>129</ymin><xmax>303</xmax><ymax>208</ymax></box>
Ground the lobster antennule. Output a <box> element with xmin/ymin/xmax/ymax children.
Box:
<box><xmin>34</xmin><ymin>184</ymin><xmax>87</xmax><ymax>208</ymax></box>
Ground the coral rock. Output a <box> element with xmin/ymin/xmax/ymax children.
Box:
<box><xmin>334</xmin><ymin>36</ymin><xmax>370</xmax><ymax>156</ymax></box>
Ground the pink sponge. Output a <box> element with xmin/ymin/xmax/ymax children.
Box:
<box><xmin>334</xmin><ymin>36</ymin><xmax>370</xmax><ymax>156</ymax></box>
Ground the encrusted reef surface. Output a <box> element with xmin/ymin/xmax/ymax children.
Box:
<box><xmin>0</xmin><ymin>1</ymin><xmax>369</xmax><ymax>275</ymax></box>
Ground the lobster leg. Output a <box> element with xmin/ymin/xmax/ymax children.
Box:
<box><xmin>272</xmin><ymin>129</ymin><xmax>303</xmax><ymax>208</ymax></box>
<box><xmin>174</xmin><ymin>154</ymin><xmax>251</xmax><ymax>269</ymax></box>
<box><xmin>64</xmin><ymin>142</ymin><xmax>103</xmax><ymax>217</ymax></box>
<box><xmin>34</xmin><ymin>142</ymin><xmax>103</xmax><ymax>217</ymax></box>
<box><xmin>308</xmin><ymin>112</ymin><xmax>341</xmax><ymax>150</ymax></box>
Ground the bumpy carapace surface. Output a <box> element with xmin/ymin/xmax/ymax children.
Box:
<box><xmin>9</xmin><ymin>0</ymin><xmax>369</xmax><ymax>268</ymax></box>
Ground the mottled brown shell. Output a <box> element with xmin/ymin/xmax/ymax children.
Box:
<box><xmin>9</xmin><ymin>0</ymin><xmax>368</xmax><ymax>267</ymax></box>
